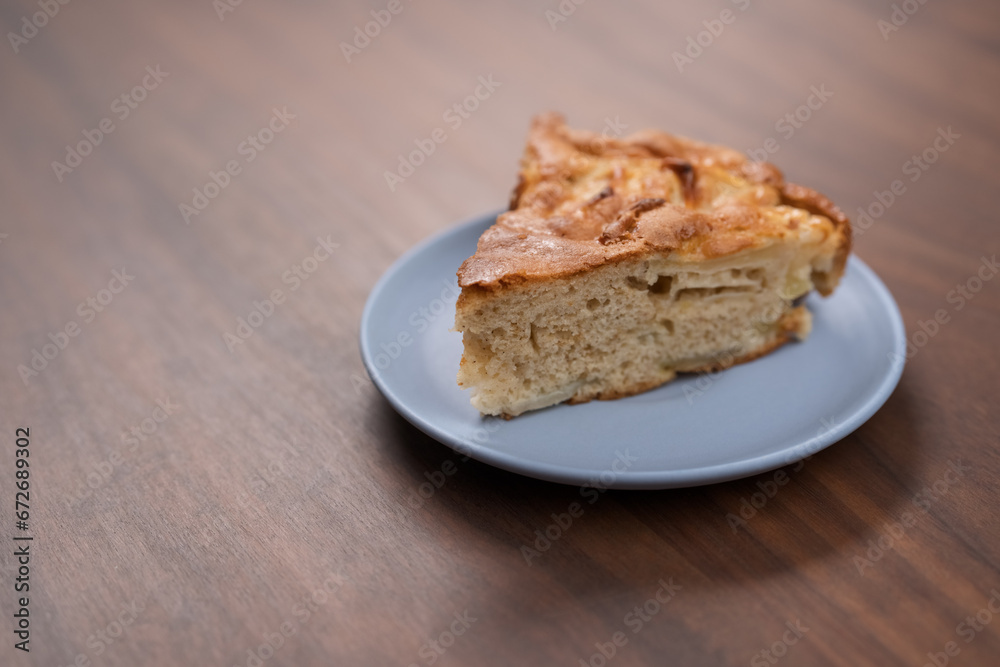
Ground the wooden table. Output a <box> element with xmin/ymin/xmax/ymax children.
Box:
<box><xmin>2</xmin><ymin>1</ymin><xmax>998</xmax><ymax>665</ymax></box>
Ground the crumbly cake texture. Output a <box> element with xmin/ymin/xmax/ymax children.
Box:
<box><xmin>455</xmin><ymin>112</ymin><xmax>851</xmax><ymax>417</ymax></box>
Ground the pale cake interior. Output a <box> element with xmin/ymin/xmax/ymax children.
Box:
<box><xmin>456</xmin><ymin>243</ymin><xmax>832</xmax><ymax>417</ymax></box>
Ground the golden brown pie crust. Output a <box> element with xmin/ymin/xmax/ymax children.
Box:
<box><xmin>457</xmin><ymin>112</ymin><xmax>851</xmax><ymax>304</ymax></box>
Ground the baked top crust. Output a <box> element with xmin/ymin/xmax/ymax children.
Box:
<box><xmin>457</xmin><ymin>112</ymin><xmax>851</xmax><ymax>296</ymax></box>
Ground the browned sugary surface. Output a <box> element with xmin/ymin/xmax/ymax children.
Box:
<box><xmin>458</xmin><ymin>113</ymin><xmax>851</xmax><ymax>292</ymax></box>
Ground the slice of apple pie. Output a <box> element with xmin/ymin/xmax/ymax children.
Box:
<box><xmin>455</xmin><ymin>113</ymin><xmax>850</xmax><ymax>417</ymax></box>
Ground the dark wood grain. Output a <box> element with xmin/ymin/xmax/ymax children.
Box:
<box><xmin>1</xmin><ymin>0</ymin><xmax>998</xmax><ymax>665</ymax></box>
